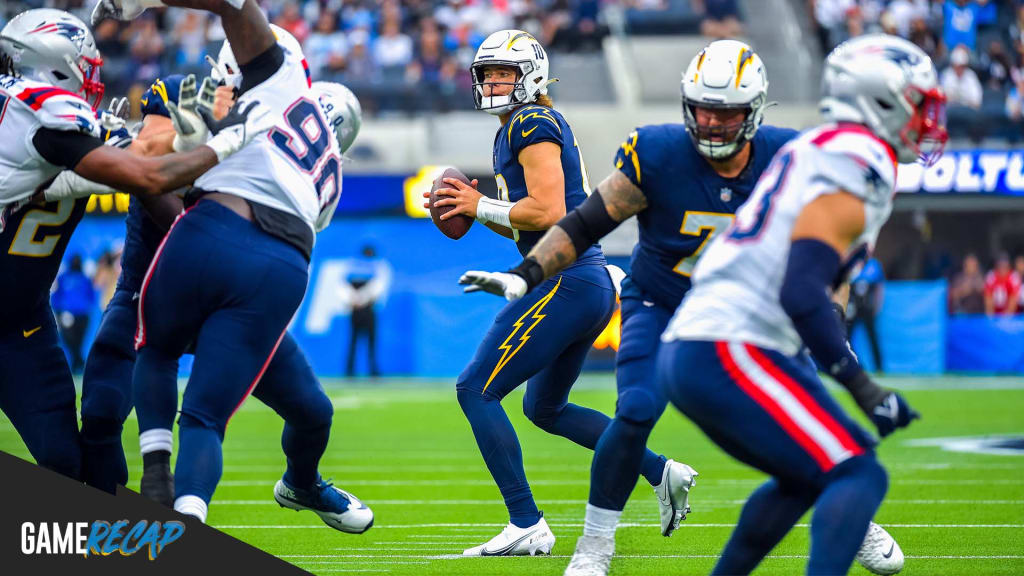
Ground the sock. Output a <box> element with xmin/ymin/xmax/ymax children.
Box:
<box><xmin>132</xmin><ymin>348</ymin><xmax>180</xmax><ymax>435</ymax></box>
<box><xmin>174</xmin><ymin>495</ymin><xmax>208</xmax><ymax>523</ymax></box>
<box><xmin>457</xmin><ymin>388</ymin><xmax>540</xmax><ymax>529</ymax></box>
<box><xmin>713</xmin><ymin>478</ymin><xmax>818</xmax><ymax>576</ymax></box>
<box><xmin>807</xmin><ymin>456</ymin><xmax>888</xmax><ymax>576</ymax></box>
<box><xmin>583</xmin><ymin>503</ymin><xmax>621</xmax><ymax>539</ymax></box>
<box><xmin>531</xmin><ymin>403</ymin><xmax>611</xmax><ymax>450</ymax></box>
<box><xmin>282</xmin><ymin>421</ymin><xmax>329</xmax><ymax>491</ymax></box>
<box><xmin>140</xmin><ymin>429</ymin><xmax>173</xmax><ymax>456</ymax></box>
<box><xmin>80</xmin><ymin>415</ymin><xmax>128</xmax><ymax>494</ymax></box>
<box><xmin>589</xmin><ymin>417</ymin><xmax>664</xmax><ymax>510</ymax></box>
<box><xmin>173</xmin><ymin>414</ymin><xmax>223</xmax><ymax>504</ymax></box>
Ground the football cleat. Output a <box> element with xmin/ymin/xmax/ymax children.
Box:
<box><xmin>563</xmin><ymin>534</ymin><xmax>615</xmax><ymax>576</ymax></box>
<box><xmin>856</xmin><ymin>522</ymin><xmax>905</xmax><ymax>575</ymax></box>
<box><xmin>463</xmin><ymin>516</ymin><xmax>555</xmax><ymax>556</ymax></box>
<box><xmin>139</xmin><ymin>461</ymin><xmax>174</xmax><ymax>508</ymax></box>
<box><xmin>655</xmin><ymin>459</ymin><xmax>698</xmax><ymax>536</ymax></box>
<box><xmin>274</xmin><ymin>477</ymin><xmax>374</xmax><ymax>534</ymax></box>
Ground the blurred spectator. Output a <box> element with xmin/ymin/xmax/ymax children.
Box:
<box><xmin>374</xmin><ymin>17</ymin><xmax>414</xmax><ymax>78</ymax></box>
<box><xmin>909</xmin><ymin>16</ymin><xmax>942</xmax><ymax>61</ymax></box>
<box><xmin>885</xmin><ymin>0</ymin><xmax>928</xmax><ymax>38</ymax></box>
<box><xmin>942</xmin><ymin>44</ymin><xmax>984</xmax><ymax>140</ymax></box>
<box><xmin>1016</xmin><ymin>255</ymin><xmax>1024</xmax><ymax>313</ymax></box>
<box><xmin>274</xmin><ymin>3</ymin><xmax>310</xmax><ymax>45</ymax></box>
<box><xmin>171</xmin><ymin>10</ymin><xmax>209</xmax><ymax>73</ymax></box>
<box><xmin>128</xmin><ymin>16</ymin><xmax>165</xmax><ymax>90</ymax></box>
<box><xmin>406</xmin><ymin>19</ymin><xmax>457</xmax><ymax>110</ymax></box>
<box><xmin>943</xmin><ymin>0</ymin><xmax>979</xmax><ymax>52</ymax></box>
<box><xmin>52</xmin><ymin>254</ymin><xmax>96</xmax><ymax>374</ymax></box>
<box><xmin>984</xmin><ymin>253</ymin><xmax>1020</xmax><ymax>316</ymax></box>
<box><xmin>696</xmin><ymin>0</ymin><xmax>743</xmax><ymax>38</ymax></box>
<box><xmin>92</xmin><ymin>247</ymin><xmax>122</xmax><ymax>310</ymax></box>
<box><xmin>306</xmin><ymin>10</ymin><xmax>349</xmax><ymax>79</ymax></box>
<box><xmin>980</xmin><ymin>40</ymin><xmax>1012</xmax><ymax>91</ymax></box>
<box><xmin>847</xmin><ymin>257</ymin><xmax>885</xmax><ymax>372</ymax></box>
<box><xmin>950</xmin><ymin>253</ymin><xmax>986</xmax><ymax>314</ymax></box>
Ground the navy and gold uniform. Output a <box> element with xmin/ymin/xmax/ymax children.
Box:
<box><xmin>0</xmin><ymin>197</ymin><xmax>88</xmax><ymax>479</ymax></box>
<box><xmin>588</xmin><ymin>123</ymin><xmax>798</xmax><ymax>511</ymax></box>
<box><xmin>456</xmin><ymin>105</ymin><xmax>620</xmax><ymax>528</ymax></box>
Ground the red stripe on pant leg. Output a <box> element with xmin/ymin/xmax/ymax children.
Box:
<box><xmin>227</xmin><ymin>328</ymin><xmax>288</xmax><ymax>424</ymax></box>
<box><xmin>135</xmin><ymin>206</ymin><xmax>192</xmax><ymax>350</ymax></box>
<box><xmin>715</xmin><ymin>342</ymin><xmax>834</xmax><ymax>471</ymax></box>
<box><xmin>745</xmin><ymin>345</ymin><xmax>865</xmax><ymax>457</ymax></box>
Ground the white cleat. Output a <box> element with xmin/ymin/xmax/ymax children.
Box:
<box><xmin>856</xmin><ymin>522</ymin><xmax>905</xmax><ymax>575</ymax></box>
<box><xmin>655</xmin><ymin>459</ymin><xmax>698</xmax><ymax>537</ymax></box>
<box><xmin>463</xmin><ymin>516</ymin><xmax>555</xmax><ymax>556</ymax></box>
<box><xmin>563</xmin><ymin>534</ymin><xmax>615</xmax><ymax>576</ymax></box>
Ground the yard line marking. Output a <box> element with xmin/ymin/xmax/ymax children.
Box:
<box><xmin>218</xmin><ymin>477</ymin><xmax>1023</xmax><ymax>487</ymax></box>
<box><xmin>283</xmin><ymin>554</ymin><xmax>1024</xmax><ymax>560</ymax></box>
<box><xmin>212</xmin><ymin>498</ymin><xmax>1024</xmax><ymax>506</ymax></box>
<box><xmin>217</xmin><ymin>522</ymin><xmax>1024</xmax><ymax>530</ymax></box>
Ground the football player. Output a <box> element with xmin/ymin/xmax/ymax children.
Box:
<box><xmin>0</xmin><ymin>8</ymin><xmax>267</xmax><ymax>482</ymax></box>
<box><xmin>657</xmin><ymin>34</ymin><xmax>941</xmax><ymax>575</ymax></box>
<box><xmin>422</xmin><ymin>29</ymin><xmax>671</xmax><ymax>557</ymax></box>
<box><xmin>92</xmin><ymin>0</ymin><xmax>367</xmax><ymax>528</ymax></box>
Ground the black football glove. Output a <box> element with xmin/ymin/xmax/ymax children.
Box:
<box><xmin>868</xmin><ymin>391</ymin><xmax>920</xmax><ymax>438</ymax></box>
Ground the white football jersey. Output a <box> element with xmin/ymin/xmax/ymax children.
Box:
<box><xmin>194</xmin><ymin>48</ymin><xmax>342</xmax><ymax>235</ymax></box>
<box><xmin>0</xmin><ymin>74</ymin><xmax>100</xmax><ymax>207</ymax></box>
<box><xmin>663</xmin><ymin>123</ymin><xmax>898</xmax><ymax>355</ymax></box>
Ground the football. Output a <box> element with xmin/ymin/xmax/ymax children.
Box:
<box><xmin>429</xmin><ymin>167</ymin><xmax>474</xmax><ymax>240</ymax></box>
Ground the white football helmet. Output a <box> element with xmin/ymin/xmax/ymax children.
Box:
<box><xmin>312</xmin><ymin>81</ymin><xmax>362</xmax><ymax>154</ymax></box>
<box><xmin>681</xmin><ymin>39</ymin><xmax>768</xmax><ymax>160</ymax></box>
<box><xmin>214</xmin><ymin>24</ymin><xmax>306</xmax><ymax>90</ymax></box>
<box><xmin>471</xmin><ymin>29</ymin><xmax>550</xmax><ymax>115</ymax></box>
<box><xmin>820</xmin><ymin>33</ymin><xmax>947</xmax><ymax>165</ymax></box>
<box><xmin>0</xmin><ymin>8</ymin><xmax>104</xmax><ymax>109</ymax></box>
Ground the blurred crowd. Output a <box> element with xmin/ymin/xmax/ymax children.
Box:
<box><xmin>1</xmin><ymin>0</ymin><xmax>740</xmax><ymax>115</ymax></box>
<box><xmin>949</xmin><ymin>252</ymin><xmax>1024</xmax><ymax>316</ymax></box>
<box><xmin>50</xmin><ymin>245</ymin><xmax>121</xmax><ymax>373</ymax></box>
<box><xmin>810</xmin><ymin>0</ymin><xmax>1024</xmax><ymax>142</ymax></box>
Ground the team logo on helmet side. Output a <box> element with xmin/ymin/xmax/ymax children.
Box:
<box><xmin>28</xmin><ymin>21</ymin><xmax>87</xmax><ymax>51</ymax></box>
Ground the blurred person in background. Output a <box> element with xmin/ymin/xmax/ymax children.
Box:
<box><xmin>847</xmin><ymin>257</ymin><xmax>885</xmax><ymax>373</ymax></box>
<box><xmin>306</xmin><ymin>10</ymin><xmax>348</xmax><ymax>79</ymax></box>
<box><xmin>406</xmin><ymin>18</ymin><xmax>457</xmax><ymax>111</ymax></box>
<box><xmin>697</xmin><ymin>0</ymin><xmax>743</xmax><ymax>38</ymax></box>
<box><xmin>52</xmin><ymin>254</ymin><xmax>97</xmax><ymax>374</ymax></box>
<box><xmin>92</xmin><ymin>246</ymin><xmax>122</xmax><ymax>310</ymax></box>
<box><xmin>345</xmin><ymin>244</ymin><xmax>392</xmax><ymax>378</ymax></box>
<box><xmin>942</xmin><ymin>44</ymin><xmax>983</xmax><ymax>140</ymax></box>
<box><xmin>943</xmin><ymin>0</ymin><xmax>979</xmax><ymax>52</ymax></box>
<box><xmin>273</xmin><ymin>2</ymin><xmax>310</xmax><ymax>45</ymax></box>
<box><xmin>984</xmin><ymin>253</ymin><xmax>1020</xmax><ymax>316</ymax></box>
<box><xmin>949</xmin><ymin>253</ymin><xmax>986</xmax><ymax>314</ymax></box>
<box><xmin>1016</xmin><ymin>255</ymin><xmax>1024</xmax><ymax>313</ymax></box>
<box><xmin>909</xmin><ymin>15</ymin><xmax>942</xmax><ymax>61</ymax></box>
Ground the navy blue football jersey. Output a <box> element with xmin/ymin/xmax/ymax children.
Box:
<box><xmin>118</xmin><ymin>75</ymin><xmax>187</xmax><ymax>293</ymax></box>
<box><xmin>0</xmin><ymin>197</ymin><xmax>88</xmax><ymax>326</ymax></box>
<box><xmin>614</xmin><ymin>123</ymin><xmax>798</xmax><ymax>309</ymax></box>
<box><xmin>493</xmin><ymin>105</ymin><xmax>602</xmax><ymax>263</ymax></box>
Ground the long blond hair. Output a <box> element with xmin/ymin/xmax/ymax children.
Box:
<box><xmin>534</xmin><ymin>94</ymin><xmax>554</xmax><ymax>108</ymax></box>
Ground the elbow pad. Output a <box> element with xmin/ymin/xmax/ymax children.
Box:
<box><xmin>780</xmin><ymin>239</ymin><xmax>864</xmax><ymax>386</ymax></box>
<box><xmin>555</xmin><ymin>190</ymin><xmax>620</xmax><ymax>259</ymax></box>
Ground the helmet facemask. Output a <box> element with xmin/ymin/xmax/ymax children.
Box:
<box><xmin>77</xmin><ymin>53</ymin><xmax>104</xmax><ymax>110</ymax></box>
<box><xmin>682</xmin><ymin>96</ymin><xmax>762</xmax><ymax>161</ymax></box>
<box><xmin>471</xmin><ymin>61</ymin><xmax>535</xmax><ymax>115</ymax></box>
<box><xmin>898</xmin><ymin>85</ymin><xmax>947</xmax><ymax>166</ymax></box>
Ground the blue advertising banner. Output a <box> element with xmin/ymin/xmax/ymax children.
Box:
<box><xmin>896</xmin><ymin>149</ymin><xmax>1024</xmax><ymax>195</ymax></box>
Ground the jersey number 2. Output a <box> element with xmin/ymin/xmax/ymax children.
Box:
<box><xmin>270</xmin><ymin>98</ymin><xmax>340</xmax><ymax>206</ymax></box>
<box><xmin>8</xmin><ymin>199</ymin><xmax>74</xmax><ymax>258</ymax></box>
<box><xmin>673</xmin><ymin>211</ymin><xmax>734</xmax><ymax>277</ymax></box>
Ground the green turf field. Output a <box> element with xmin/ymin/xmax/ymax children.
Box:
<box><xmin>2</xmin><ymin>375</ymin><xmax>1022</xmax><ymax>575</ymax></box>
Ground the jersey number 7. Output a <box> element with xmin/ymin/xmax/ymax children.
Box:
<box><xmin>673</xmin><ymin>211</ymin><xmax>734</xmax><ymax>277</ymax></box>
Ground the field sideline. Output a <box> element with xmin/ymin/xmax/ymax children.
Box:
<box><xmin>2</xmin><ymin>374</ymin><xmax>1022</xmax><ymax>575</ymax></box>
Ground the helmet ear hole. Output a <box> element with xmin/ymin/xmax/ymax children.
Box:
<box><xmin>875</xmin><ymin>98</ymin><xmax>894</xmax><ymax>110</ymax></box>
<box><xmin>52</xmin><ymin>70</ymin><xmax>68</xmax><ymax>80</ymax></box>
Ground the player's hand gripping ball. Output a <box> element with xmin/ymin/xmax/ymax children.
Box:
<box><xmin>425</xmin><ymin>167</ymin><xmax>477</xmax><ymax>240</ymax></box>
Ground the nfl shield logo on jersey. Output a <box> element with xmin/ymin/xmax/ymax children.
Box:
<box><xmin>720</xmin><ymin>187</ymin><xmax>732</xmax><ymax>202</ymax></box>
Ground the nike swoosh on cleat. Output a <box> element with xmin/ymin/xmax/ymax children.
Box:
<box><xmin>481</xmin><ymin>529</ymin><xmax>538</xmax><ymax>556</ymax></box>
<box><xmin>882</xmin><ymin>542</ymin><xmax>895</xmax><ymax>559</ymax></box>
<box><xmin>23</xmin><ymin>326</ymin><xmax>41</xmax><ymax>338</ymax></box>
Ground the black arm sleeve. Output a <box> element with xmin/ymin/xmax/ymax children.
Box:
<box><xmin>32</xmin><ymin>128</ymin><xmax>104</xmax><ymax>170</ymax></box>
<box><xmin>555</xmin><ymin>189</ymin><xmax>621</xmax><ymax>259</ymax></box>
<box><xmin>239</xmin><ymin>43</ymin><xmax>285</xmax><ymax>94</ymax></box>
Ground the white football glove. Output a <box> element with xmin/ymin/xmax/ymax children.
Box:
<box><xmin>168</xmin><ymin>75</ymin><xmax>208</xmax><ymax>152</ymax></box>
<box><xmin>201</xmin><ymin>99</ymin><xmax>276</xmax><ymax>162</ymax></box>
<box><xmin>459</xmin><ymin>271</ymin><xmax>528</xmax><ymax>301</ymax></box>
<box><xmin>99</xmin><ymin>97</ymin><xmax>129</xmax><ymax>132</ymax></box>
<box><xmin>90</xmin><ymin>0</ymin><xmax>166</xmax><ymax>25</ymax></box>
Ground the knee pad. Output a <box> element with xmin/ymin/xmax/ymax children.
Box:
<box><xmin>834</xmin><ymin>453</ymin><xmax>888</xmax><ymax>494</ymax></box>
<box><xmin>178</xmin><ymin>410</ymin><xmax>225</xmax><ymax>440</ymax></box>
<box><xmin>616</xmin><ymin>388</ymin><xmax>660</xmax><ymax>426</ymax></box>
<box><xmin>523</xmin><ymin>400</ymin><xmax>561</xmax><ymax>431</ymax></box>
<box><xmin>81</xmin><ymin>381</ymin><xmax>130</xmax><ymax>422</ymax></box>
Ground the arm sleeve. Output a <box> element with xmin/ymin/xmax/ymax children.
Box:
<box><xmin>507</xmin><ymin>106</ymin><xmax>564</xmax><ymax>155</ymax></box>
<box><xmin>32</xmin><ymin>128</ymin><xmax>104</xmax><ymax>170</ymax></box>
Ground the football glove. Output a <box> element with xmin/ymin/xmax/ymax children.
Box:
<box><xmin>168</xmin><ymin>75</ymin><xmax>207</xmax><ymax>152</ymax></box>
<box><xmin>867</xmin><ymin>391</ymin><xmax>920</xmax><ymax>438</ymax></box>
<box><xmin>201</xmin><ymin>99</ymin><xmax>275</xmax><ymax>162</ymax></box>
<box><xmin>91</xmin><ymin>0</ymin><xmax>166</xmax><ymax>25</ymax></box>
<box><xmin>459</xmin><ymin>271</ymin><xmax>528</xmax><ymax>301</ymax></box>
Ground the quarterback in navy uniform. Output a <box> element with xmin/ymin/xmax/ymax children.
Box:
<box><xmin>427</xmin><ymin>29</ymin><xmax>670</xmax><ymax>557</ymax></box>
